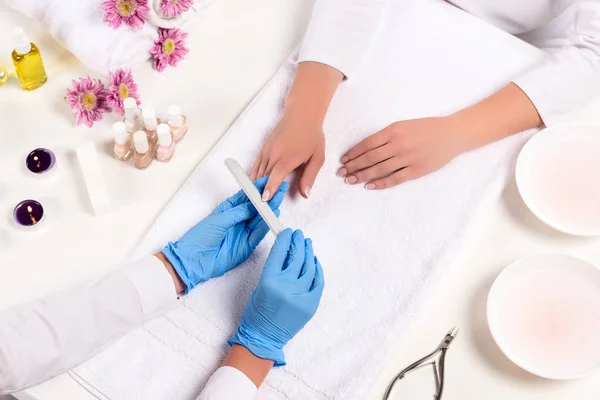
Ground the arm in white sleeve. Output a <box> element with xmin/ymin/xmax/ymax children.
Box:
<box><xmin>298</xmin><ymin>0</ymin><xmax>386</xmax><ymax>78</ymax></box>
<box><xmin>512</xmin><ymin>1</ymin><xmax>600</xmax><ymax>126</ymax></box>
<box><xmin>197</xmin><ymin>366</ymin><xmax>257</xmax><ymax>400</ymax></box>
<box><xmin>0</xmin><ymin>256</ymin><xmax>178</xmax><ymax>395</ymax></box>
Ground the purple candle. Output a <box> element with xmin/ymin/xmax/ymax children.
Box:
<box><xmin>13</xmin><ymin>200</ymin><xmax>44</xmax><ymax>227</ymax></box>
<box><xmin>26</xmin><ymin>148</ymin><xmax>56</xmax><ymax>174</ymax></box>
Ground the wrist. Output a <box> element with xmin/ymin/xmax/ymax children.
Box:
<box><xmin>222</xmin><ymin>344</ymin><xmax>275</xmax><ymax>388</ymax></box>
<box><xmin>155</xmin><ymin>252</ymin><xmax>186</xmax><ymax>294</ymax></box>
<box><xmin>284</xmin><ymin>61</ymin><xmax>343</xmax><ymax>124</ymax></box>
<box><xmin>283</xmin><ymin>93</ymin><xmax>328</xmax><ymax>126</ymax></box>
<box><xmin>228</xmin><ymin>325</ymin><xmax>286</xmax><ymax>367</ymax></box>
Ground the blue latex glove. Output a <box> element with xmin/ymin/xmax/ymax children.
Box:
<box><xmin>162</xmin><ymin>176</ymin><xmax>289</xmax><ymax>293</ymax></box>
<box><xmin>229</xmin><ymin>229</ymin><xmax>325</xmax><ymax>366</ymax></box>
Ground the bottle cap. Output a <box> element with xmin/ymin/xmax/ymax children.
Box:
<box><xmin>168</xmin><ymin>105</ymin><xmax>183</xmax><ymax>127</ymax></box>
<box><xmin>112</xmin><ymin>122</ymin><xmax>128</xmax><ymax>144</ymax></box>
<box><xmin>13</xmin><ymin>27</ymin><xmax>32</xmax><ymax>55</ymax></box>
<box><xmin>157</xmin><ymin>124</ymin><xmax>172</xmax><ymax>147</ymax></box>
<box><xmin>142</xmin><ymin>108</ymin><xmax>157</xmax><ymax>130</ymax></box>
<box><xmin>124</xmin><ymin>98</ymin><xmax>140</xmax><ymax>121</ymax></box>
<box><xmin>134</xmin><ymin>131</ymin><xmax>149</xmax><ymax>153</ymax></box>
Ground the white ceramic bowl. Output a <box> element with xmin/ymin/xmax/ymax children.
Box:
<box><xmin>516</xmin><ymin>124</ymin><xmax>600</xmax><ymax>236</ymax></box>
<box><xmin>487</xmin><ymin>254</ymin><xmax>600</xmax><ymax>379</ymax></box>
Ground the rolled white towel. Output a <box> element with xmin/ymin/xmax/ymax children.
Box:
<box><xmin>4</xmin><ymin>0</ymin><xmax>158</xmax><ymax>75</ymax></box>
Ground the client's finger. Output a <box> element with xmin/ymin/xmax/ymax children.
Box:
<box><xmin>347</xmin><ymin>157</ymin><xmax>407</xmax><ymax>185</ymax></box>
<box><xmin>267</xmin><ymin>181</ymin><xmax>290</xmax><ymax>210</ymax></box>
<box><xmin>299</xmin><ymin>154</ymin><xmax>324</xmax><ymax>199</ymax></box>
<box><xmin>365</xmin><ymin>167</ymin><xmax>415</xmax><ymax>190</ymax></box>
<box><xmin>257</xmin><ymin>155</ymin><xmax>270</xmax><ymax>179</ymax></box>
<box><xmin>341</xmin><ymin>130</ymin><xmax>390</xmax><ymax>164</ymax></box>
<box><xmin>251</xmin><ymin>154</ymin><xmax>262</xmax><ymax>180</ymax></box>
<box><xmin>263</xmin><ymin>160</ymin><xmax>291</xmax><ymax>201</ymax></box>
<box><xmin>339</xmin><ymin>145</ymin><xmax>392</xmax><ymax>177</ymax></box>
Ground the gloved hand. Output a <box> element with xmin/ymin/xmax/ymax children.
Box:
<box><xmin>229</xmin><ymin>229</ymin><xmax>325</xmax><ymax>366</ymax></box>
<box><xmin>162</xmin><ymin>176</ymin><xmax>289</xmax><ymax>293</ymax></box>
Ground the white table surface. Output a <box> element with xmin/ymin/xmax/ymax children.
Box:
<box><xmin>1</xmin><ymin>0</ymin><xmax>600</xmax><ymax>399</ymax></box>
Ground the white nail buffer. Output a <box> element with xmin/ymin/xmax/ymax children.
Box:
<box><xmin>225</xmin><ymin>158</ymin><xmax>285</xmax><ymax>236</ymax></box>
<box><xmin>76</xmin><ymin>143</ymin><xmax>111</xmax><ymax>216</ymax></box>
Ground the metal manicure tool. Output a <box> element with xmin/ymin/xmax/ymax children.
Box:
<box><xmin>383</xmin><ymin>327</ymin><xmax>459</xmax><ymax>400</ymax></box>
<box><xmin>225</xmin><ymin>158</ymin><xmax>285</xmax><ymax>236</ymax></box>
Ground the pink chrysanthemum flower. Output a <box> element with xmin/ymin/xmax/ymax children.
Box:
<box><xmin>159</xmin><ymin>0</ymin><xmax>194</xmax><ymax>18</ymax></box>
<box><xmin>107</xmin><ymin>69</ymin><xmax>140</xmax><ymax>115</ymax></box>
<box><xmin>101</xmin><ymin>0</ymin><xmax>149</xmax><ymax>30</ymax></box>
<box><xmin>150</xmin><ymin>28</ymin><xmax>189</xmax><ymax>72</ymax></box>
<box><xmin>66</xmin><ymin>77</ymin><xmax>112</xmax><ymax>127</ymax></box>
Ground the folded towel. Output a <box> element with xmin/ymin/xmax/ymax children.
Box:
<box><xmin>71</xmin><ymin>0</ymin><xmax>545</xmax><ymax>398</ymax></box>
<box><xmin>3</xmin><ymin>0</ymin><xmax>212</xmax><ymax>74</ymax></box>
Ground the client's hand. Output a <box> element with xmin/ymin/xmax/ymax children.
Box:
<box><xmin>251</xmin><ymin>115</ymin><xmax>325</xmax><ymax>200</ymax></box>
<box><xmin>229</xmin><ymin>229</ymin><xmax>325</xmax><ymax>365</ymax></box>
<box><xmin>161</xmin><ymin>177</ymin><xmax>289</xmax><ymax>293</ymax></box>
<box><xmin>251</xmin><ymin>61</ymin><xmax>344</xmax><ymax>200</ymax></box>
<box><xmin>337</xmin><ymin>117</ymin><xmax>466</xmax><ymax>190</ymax></box>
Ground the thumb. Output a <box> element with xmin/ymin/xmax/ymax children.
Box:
<box><xmin>220</xmin><ymin>202</ymin><xmax>256</xmax><ymax>228</ymax></box>
<box><xmin>262</xmin><ymin>228</ymin><xmax>293</xmax><ymax>274</ymax></box>
<box><xmin>299</xmin><ymin>153</ymin><xmax>324</xmax><ymax>198</ymax></box>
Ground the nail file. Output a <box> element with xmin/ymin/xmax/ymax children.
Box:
<box><xmin>225</xmin><ymin>158</ymin><xmax>285</xmax><ymax>236</ymax></box>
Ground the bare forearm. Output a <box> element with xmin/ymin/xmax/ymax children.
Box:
<box><xmin>451</xmin><ymin>82</ymin><xmax>543</xmax><ymax>152</ymax></box>
<box><xmin>222</xmin><ymin>344</ymin><xmax>275</xmax><ymax>388</ymax></box>
<box><xmin>285</xmin><ymin>61</ymin><xmax>344</xmax><ymax>123</ymax></box>
<box><xmin>155</xmin><ymin>252</ymin><xmax>186</xmax><ymax>294</ymax></box>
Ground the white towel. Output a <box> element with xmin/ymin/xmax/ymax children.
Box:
<box><xmin>71</xmin><ymin>1</ymin><xmax>545</xmax><ymax>399</ymax></box>
<box><xmin>3</xmin><ymin>0</ymin><xmax>212</xmax><ymax>74</ymax></box>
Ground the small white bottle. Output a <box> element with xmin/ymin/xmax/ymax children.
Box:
<box><xmin>123</xmin><ymin>97</ymin><xmax>143</xmax><ymax>134</ymax></box>
<box><xmin>167</xmin><ymin>105</ymin><xmax>188</xmax><ymax>142</ymax></box>
<box><xmin>112</xmin><ymin>121</ymin><xmax>133</xmax><ymax>161</ymax></box>
<box><xmin>156</xmin><ymin>123</ymin><xmax>175</xmax><ymax>162</ymax></box>
<box><xmin>133</xmin><ymin>131</ymin><xmax>153</xmax><ymax>170</ymax></box>
<box><xmin>142</xmin><ymin>108</ymin><xmax>159</xmax><ymax>149</ymax></box>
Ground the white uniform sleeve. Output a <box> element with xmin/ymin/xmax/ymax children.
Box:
<box><xmin>512</xmin><ymin>1</ymin><xmax>600</xmax><ymax>126</ymax></box>
<box><xmin>197</xmin><ymin>366</ymin><xmax>257</xmax><ymax>400</ymax></box>
<box><xmin>297</xmin><ymin>0</ymin><xmax>386</xmax><ymax>78</ymax></box>
<box><xmin>0</xmin><ymin>256</ymin><xmax>178</xmax><ymax>395</ymax></box>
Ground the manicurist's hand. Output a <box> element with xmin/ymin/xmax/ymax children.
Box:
<box><xmin>252</xmin><ymin>61</ymin><xmax>344</xmax><ymax>200</ymax></box>
<box><xmin>161</xmin><ymin>176</ymin><xmax>289</xmax><ymax>293</ymax></box>
<box><xmin>229</xmin><ymin>229</ymin><xmax>325</xmax><ymax>366</ymax></box>
<box><xmin>337</xmin><ymin>116</ymin><xmax>467</xmax><ymax>190</ymax></box>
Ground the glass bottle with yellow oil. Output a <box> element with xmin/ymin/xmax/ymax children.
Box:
<box><xmin>0</xmin><ymin>63</ymin><xmax>8</xmax><ymax>88</ymax></box>
<box><xmin>12</xmin><ymin>27</ymin><xmax>47</xmax><ymax>91</ymax></box>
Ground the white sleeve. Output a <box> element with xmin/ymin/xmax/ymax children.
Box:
<box><xmin>512</xmin><ymin>1</ymin><xmax>600</xmax><ymax>126</ymax></box>
<box><xmin>197</xmin><ymin>366</ymin><xmax>257</xmax><ymax>400</ymax></box>
<box><xmin>297</xmin><ymin>0</ymin><xmax>386</xmax><ymax>78</ymax></box>
<box><xmin>0</xmin><ymin>256</ymin><xmax>178</xmax><ymax>395</ymax></box>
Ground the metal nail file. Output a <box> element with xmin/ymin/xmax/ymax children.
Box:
<box><xmin>225</xmin><ymin>158</ymin><xmax>286</xmax><ymax>236</ymax></box>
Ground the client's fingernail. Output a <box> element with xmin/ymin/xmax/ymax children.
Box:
<box><xmin>365</xmin><ymin>183</ymin><xmax>376</xmax><ymax>190</ymax></box>
<box><xmin>262</xmin><ymin>190</ymin><xmax>270</xmax><ymax>201</ymax></box>
<box><xmin>337</xmin><ymin>167</ymin><xmax>348</xmax><ymax>177</ymax></box>
<box><xmin>341</xmin><ymin>156</ymin><xmax>349</xmax><ymax>163</ymax></box>
<box><xmin>345</xmin><ymin>176</ymin><xmax>357</xmax><ymax>184</ymax></box>
<box><xmin>303</xmin><ymin>186</ymin><xmax>311</xmax><ymax>198</ymax></box>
